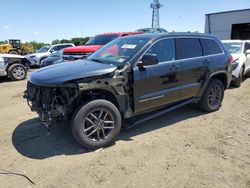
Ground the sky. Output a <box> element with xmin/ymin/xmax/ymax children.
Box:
<box><xmin>0</xmin><ymin>0</ymin><xmax>249</xmax><ymax>43</ymax></box>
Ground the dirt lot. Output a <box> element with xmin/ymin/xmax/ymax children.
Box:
<box><xmin>0</xmin><ymin>75</ymin><xmax>250</xmax><ymax>188</ymax></box>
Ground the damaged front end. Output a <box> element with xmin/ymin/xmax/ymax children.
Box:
<box><xmin>24</xmin><ymin>82</ymin><xmax>79</xmax><ymax>128</ymax></box>
<box><xmin>24</xmin><ymin>63</ymin><xmax>133</xmax><ymax>129</ymax></box>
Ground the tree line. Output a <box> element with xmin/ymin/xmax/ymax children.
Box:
<box><xmin>0</xmin><ymin>37</ymin><xmax>90</xmax><ymax>52</ymax></box>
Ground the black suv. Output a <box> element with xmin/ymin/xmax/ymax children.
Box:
<box><xmin>25</xmin><ymin>33</ymin><xmax>232</xmax><ymax>149</ymax></box>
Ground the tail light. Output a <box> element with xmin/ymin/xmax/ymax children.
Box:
<box><xmin>228</xmin><ymin>54</ymin><xmax>233</xmax><ymax>64</ymax></box>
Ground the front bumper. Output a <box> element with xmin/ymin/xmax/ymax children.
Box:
<box><xmin>26</xmin><ymin>57</ymin><xmax>39</xmax><ymax>66</ymax></box>
<box><xmin>24</xmin><ymin>81</ymin><xmax>79</xmax><ymax>127</ymax></box>
<box><xmin>231</xmin><ymin>62</ymin><xmax>240</xmax><ymax>80</ymax></box>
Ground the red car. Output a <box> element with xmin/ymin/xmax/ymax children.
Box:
<box><xmin>63</xmin><ymin>32</ymin><xmax>143</xmax><ymax>60</ymax></box>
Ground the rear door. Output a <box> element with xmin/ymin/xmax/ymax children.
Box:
<box><xmin>175</xmin><ymin>38</ymin><xmax>209</xmax><ymax>99</ymax></box>
<box><xmin>133</xmin><ymin>38</ymin><xmax>182</xmax><ymax>114</ymax></box>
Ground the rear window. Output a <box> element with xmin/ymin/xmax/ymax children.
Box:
<box><xmin>175</xmin><ymin>38</ymin><xmax>202</xmax><ymax>60</ymax></box>
<box><xmin>200</xmin><ymin>39</ymin><xmax>223</xmax><ymax>55</ymax></box>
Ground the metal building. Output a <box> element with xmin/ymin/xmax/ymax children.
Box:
<box><xmin>205</xmin><ymin>9</ymin><xmax>250</xmax><ymax>40</ymax></box>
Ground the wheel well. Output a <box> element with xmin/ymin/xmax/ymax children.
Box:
<box><xmin>6</xmin><ymin>62</ymin><xmax>21</xmax><ymax>72</ymax></box>
<box><xmin>81</xmin><ymin>89</ymin><xmax>119</xmax><ymax>109</ymax></box>
<box><xmin>211</xmin><ymin>73</ymin><xmax>227</xmax><ymax>89</ymax></box>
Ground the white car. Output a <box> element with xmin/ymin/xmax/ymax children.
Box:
<box><xmin>222</xmin><ymin>40</ymin><xmax>250</xmax><ymax>87</ymax></box>
<box><xmin>26</xmin><ymin>43</ymin><xmax>74</xmax><ymax>67</ymax></box>
<box><xmin>0</xmin><ymin>54</ymin><xmax>29</xmax><ymax>81</ymax></box>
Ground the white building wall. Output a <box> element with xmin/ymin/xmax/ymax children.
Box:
<box><xmin>205</xmin><ymin>9</ymin><xmax>250</xmax><ymax>40</ymax></box>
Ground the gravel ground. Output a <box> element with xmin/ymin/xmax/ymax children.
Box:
<box><xmin>0</xmin><ymin>75</ymin><xmax>250</xmax><ymax>188</ymax></box>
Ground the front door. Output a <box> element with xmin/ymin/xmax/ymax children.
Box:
<box><xmin>133</xmin><ymin>38</ymin><xmax>182</xmax><ymax>114</ymax></box>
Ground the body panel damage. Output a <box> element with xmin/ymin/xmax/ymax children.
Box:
<box><xmin>24</xmin><ymin>63</ymin><xmax>133</xmax><ymax>128</ymax></box>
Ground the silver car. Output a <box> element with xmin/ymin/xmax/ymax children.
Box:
<box><xmin>222</xmin><ymin>40</ymin><xmax>250</xmax><ymax>87</ymax></box>
<box><xmin>0</xmin><ymin>54</ymin><xmax>29</xmax><ymax>81</ymax></box>
<box><xmin>26</xmin><ymin>43</ymin><xmax>74</xmax><ymax>67</ymax></box>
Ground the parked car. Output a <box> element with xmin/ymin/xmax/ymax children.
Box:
<box><xmin>0</xmin><ymin>54</ymin><xmax>30</xmax><ymax>81</ymax></box>
<box><xmin>40</xmin><ymin>50</ymin><xmax>63</xmax><ymax>67</ymax></box>
<box><xmin>62</xmin><ymin>32</ymin><xmax>143</xmax><ymax>60</ymax></box>
<box><xmin>136</xmin><ymin>28</ymin><xmax>167</xmax><ymax>33</ymax></box>
<box><xmin>24</xmin><ymin>33</ymin><xmax>232</xmax><ymax>149</ymax></box>
<box><xmin>26</xmin><ymin>43</ymin><xmax>74</xmax><ymax>67</ymax></box>
<box><xmin>222</xmin><ymin>40</ymin><xmax>250</xmax><ymax>87</ymax></box>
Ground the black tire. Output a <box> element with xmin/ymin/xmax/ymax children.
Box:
<box><xmin>72</xmin><ymin>99</ymin><xmax>122</xmax><ymax>149</ymax></box>
<box><xmin>198</xmin><ymin>79</ymin><xmax>224</xmax><ymax>112</ymax></box>
<box><xmin>232</xmin><ymin>67</ymin><xmax>244</xmax><ymax>87</ymax></box>
<box><xmin>9</xmin><ymin>50</ymin><xmax>18</xmax><ymax>55</ymax></box>
<box><xmin>8</xmin><ymin>63</ymin><xmax>27</xmax><ymax>81</ymax></box>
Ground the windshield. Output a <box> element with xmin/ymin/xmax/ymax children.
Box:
<box><xmin>86</xmin><ymin>34</ymin><xmax>119</xmax><ymax>45</ymax></box>
<box><xmin>37</xmin><ymin>46</ymin><xmax>50</xmax><ymax>53</ymax></box>
<box><xmin>223</xmin><ymin>42</ymin><xmax>243</xmax><ymax>54</ymax></box>
<box><xmin>88</xmin><ymin>37</ymin><xmax>150</xmax><ymax>65</ymax></box>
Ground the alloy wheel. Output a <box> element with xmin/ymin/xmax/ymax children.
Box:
<box><xmin>207</xmin><ymin>85</ymin><xmax>223</xmax><ymax>109</ymax></box>
<box><xmin>83</xmin><ymin>109</ymin><xmax>115</xmax><ymax>142</ymax></box>
<box><xmin>13</xmin><ymin>66</ymin><xmax>25</xmax><ymax>80</ymax></box>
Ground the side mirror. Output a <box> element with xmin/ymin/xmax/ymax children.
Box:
<box><xmin>137</xmin><ymin>53</ymin><xmax>159</xmax><ymax>70</ymax></box>
<box><xmin>245</xmin><ymin>49</ymin><xmax>250</xmax><ymax>55</ymax></box>
<box><xmin>50</xmin><ymin>49</ymin><xmax>55</xmax><ymax>53</ymax></box>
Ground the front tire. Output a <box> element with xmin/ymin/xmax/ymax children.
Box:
<box><xmin>72</xmin><ymin>99</ymin><xmax>122</xmax><ymax>149</ymax></box>
<box><xmin>198</xmin><ymin>79</ymin><xmax>224</xmax><ymax>112</ymax></box>
<box><xmin>8</xmin><ymin>63</ymin><xmax>27</xmax><ymax>81</ymax></box>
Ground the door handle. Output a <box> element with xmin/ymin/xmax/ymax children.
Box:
<box><xmin>174</xmin><ymin>65</ymin><xmax>181</xmax><ymax>70</ymax></box>
<box><xmin>169</xmin><ymin>65</ymin><xmax>180</xmax><ymax>70</ymax></box>
<box><xmin>169</xmin><ymin>65</ymin><xmax>175</xmax><ymax>70</ymax></box>
<box><xmin>203</xmin><ymin>59</ymin><xmax>211</xmax><ymax>64</ymax></box>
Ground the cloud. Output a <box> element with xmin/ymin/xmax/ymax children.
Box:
<box><xmin>3</xmin><ymin>25</ymin><xmax>10</xmax><ymax>29</ymax></box>
<box><xmin>76</xmin><ymin>32</ymin><xmax>80</xmax><ymax>35</ymax></box>
<box><xmin>34</xmin><ymin>31</ymin><xmax>40</xmax><ymax>35</ymax></box>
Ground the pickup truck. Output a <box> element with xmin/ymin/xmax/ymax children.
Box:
<box><xmin>62</xmin><ymin>32</ymin><xmax>143</xmax><ymax>60</ymax></box>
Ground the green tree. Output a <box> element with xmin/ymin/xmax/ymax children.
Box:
<box><xmin>51</xmin><ymin>39</ymin><xmax>61</xmax><ymax>45</ymax></box>
<box><xmin>71</xmin><ymin>37</ymin><xmax>90</xmax><ymax>46</ymax></box>
<box><xmin>60</xmin><ymin>39</ymin><xmax>71</xmax><ymax>44</ymax></box>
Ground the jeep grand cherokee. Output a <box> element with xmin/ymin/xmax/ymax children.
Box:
<box><xmin>25</xmin><ymin>33</ymin><xmax>232</xmax><ymax>149</ymax></box>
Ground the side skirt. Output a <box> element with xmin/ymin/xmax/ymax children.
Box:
<box><xmin>124</xmin><ymin>98</ymin><xmax>197</xmax><ymax>129</ymax></box>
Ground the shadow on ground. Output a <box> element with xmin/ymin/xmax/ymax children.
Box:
<box><xmin>12</xmin><ymin>105</ymin><xmax>206</xmax><ymax>160</ymax></box>
<box><xmin>0</xmin><ymin>77</ymin><xmax>12</xmax><ymax>83</ymax></box>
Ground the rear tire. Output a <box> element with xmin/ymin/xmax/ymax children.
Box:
<box><xmin>232</xmin><ymin>67</ymin><xmax>243</xmax><ymax>87</ymax></box>
<box><xmin>198</xmin><ymin>79</ymin><xmax>224</xmax><ymax>112</ymax></box>
<box><xmin>72</xmin><ymin>99</ymin><xmax>122</xmax><ymax>149</ymax></box>
<box><xmin>8</xmin><ymin>63</ymin><xmax>27</xmax><ymax>81</ymax></box>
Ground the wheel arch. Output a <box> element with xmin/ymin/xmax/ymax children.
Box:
<box><xmin>6</xmin><ymin>61</ymin><xmax>22</xmax><ymax>73</ymax></box>
<box><xmin>210</xmin><ymin>72</ymin><xmax>228</xmax><ymax>89</ymax></box>
<box><xmin>198</xmin><ymin>71</ymin><xmax>228</xmax><ymax>98</ymax></box>
<box><xmin>79</xmin><ymin>88</ymin><xmax>129</xmax><ymax>118</ymax></box>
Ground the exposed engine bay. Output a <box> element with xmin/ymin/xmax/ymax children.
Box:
<box><xmin>24</xmin><ymin>64</ymin><xmax>132</xmax><ymax>128</ymax></box>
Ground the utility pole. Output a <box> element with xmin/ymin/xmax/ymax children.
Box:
<box><xmin>151</xmin><ymin>0</ymin><xmax>163</xmax><ymax>29</ymax></box>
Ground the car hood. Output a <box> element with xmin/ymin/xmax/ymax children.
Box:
<box><xmin>64</xmin><ymin>45</ymin><xmax>103</xmax><ymax>53</ymax></box>
<box><xmin>29</xmin><ymin>60</ymin><xmax>117</xmax><ymax>86</ymax></box>
<box><xmin>26</xmin><ymin>52</ymin><xmax>50</xmax><ymax>58</ymax></box>
<box><xmin>1</xmin><ymin>54</ymin><xmax>25</xmax><ymax>58</ymax></box>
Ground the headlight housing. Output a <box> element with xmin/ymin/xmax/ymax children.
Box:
<box><xmin>29</xmin><ymin>55</ymin><xmax>36</xmax><ymax>59</ymax></box>
<box><xmin>2</xmin><ymin>57</ymin><xmax>10</xmax><ymax>64</ymax></box>
<box><xmin>232</xmin><ymin>62</ymin><xmax>239</xmax><ymax>71</ymax></box>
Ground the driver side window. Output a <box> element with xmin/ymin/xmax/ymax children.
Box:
<box><xmin>146</xmin><ymin>39</ymin><xmax>175</xmax><ymax>63</ymax></box>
